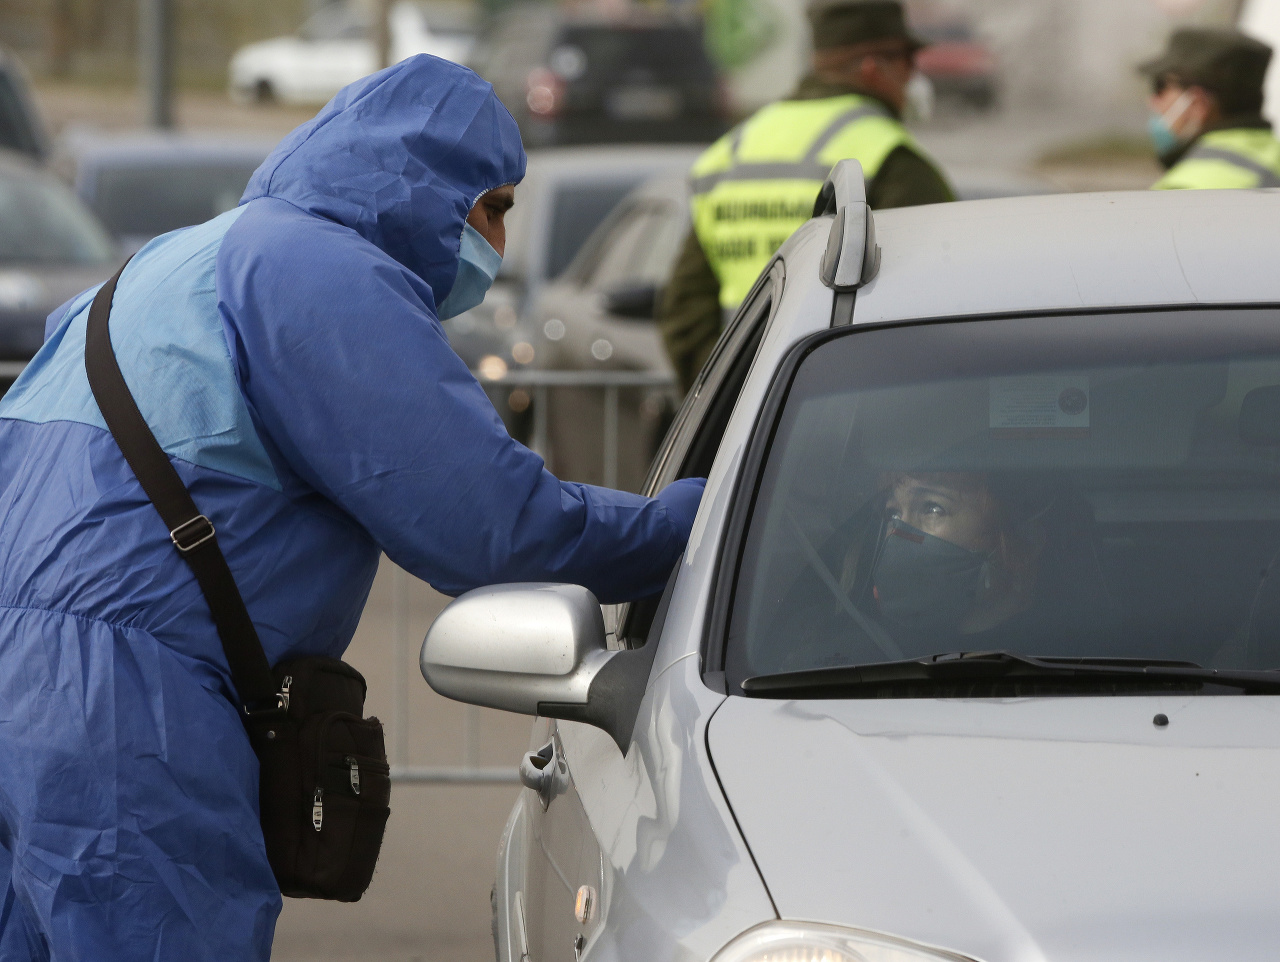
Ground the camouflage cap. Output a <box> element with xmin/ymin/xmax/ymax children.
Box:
<box><xmin>807</xmin><ymin>0</ymin><xmax>925</xmax><ymax>53</ymax></box>
<box><xmin>1139</xmin><ymin>28</ymin><xmax>1272</xmax><ymax>112</ymax></box>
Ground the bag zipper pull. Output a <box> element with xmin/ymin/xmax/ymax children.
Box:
<box><xmin>312</xmin><ymin>787</ymin><xmax>323</xmax><ymax>832</ymax></box>
<box><xmin>280</xmin><ymin>675</ymin><xmax>292</xmax><ymax>711</ymax></box>
<box><xmin>346</xmin><ymin>755</ymin><xmax>361</xmax><ymax>795</ymax></box>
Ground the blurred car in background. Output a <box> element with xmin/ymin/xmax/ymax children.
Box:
<box><xmin>0</xmin><ymin>46</ymin><xmax>49</xmax><ymax>162</ymax></box>
<box><xmin>523</xmin><ymin>167</ymin><xmax>1056</xmax><ymax>489</ymax></box>
<box><xmin>469</xmin><ymin>7</ymin><xmax>728</xmax><ymax>148</ymax></box>
<box><xmin>526</xmin><ymin>175</ymin><xmax>686</xmax><ymax>490</ymax></box>
<box><xmin>59</xmin><ymin>132</ymin><xmax>276</xmax><ymax>253</ymax></box>
<box><xmin>450</xmin><ymin>144</ymin><xmax>700</xmax><ymax>436</ymax></box>
<box><xmin>0</xmin><ymin>150</ymin><xmax>117</xmax><ymax>396</ymax></box>
<box><xmin>914</xmin><ymin>18</ymin><xmax>998</xmax><ymax>111</ymax></box>
<box><xmin>229</xmin><ymin>0</ymin><xmax>475</xmax><ymax>105</ymax></box>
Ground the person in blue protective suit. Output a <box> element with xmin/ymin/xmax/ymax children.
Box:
<box><xmin>0</xmin><ymin>56</ymin><xmax>704</xmax><ymax>961</ymax></box>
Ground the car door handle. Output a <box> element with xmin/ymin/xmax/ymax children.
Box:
<box><xmin>520</xmin><ymin>739</ymin><xmax>560</xmax><ymax>809</ymax></box>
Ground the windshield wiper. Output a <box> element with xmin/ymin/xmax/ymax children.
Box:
<box><xmin>742</xmin><ymin>650</ymin><xmax>1280</xmax><ymax>698</ymax></box>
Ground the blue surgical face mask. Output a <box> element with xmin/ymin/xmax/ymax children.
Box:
<box><xmin>437</xmin><ymin>222</ymin><xmax>502</xmax><ymax>320</ymax></box>
<box><xmin>1148</xmin><ymin>90</ymin><xmax>1196</xmax><ymax>158</ymax></box>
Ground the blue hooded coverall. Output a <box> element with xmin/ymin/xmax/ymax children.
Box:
<box><xmin>0</xmin><ymin>57</ymin><xmax>703</xmax><ymax>960</ymax></box>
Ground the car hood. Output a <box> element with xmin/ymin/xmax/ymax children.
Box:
<box><xmin>708</xmin><ymin>695</ymin><xmax>1280</xmax><ymax>962</ymax></box>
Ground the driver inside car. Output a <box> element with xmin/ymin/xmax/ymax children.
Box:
<box><xmin>870</xmin><ymin>472</ymin><xmax>1046</xmax><ymax>640</ymax></box>
<box><xmin>766</xmin><ymin>470</ymin><xmax>1113</xmax><ymax>671</ymax></box>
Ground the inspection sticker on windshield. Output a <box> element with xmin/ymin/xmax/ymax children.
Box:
<box><xmin>989</xmin><ymin>375</ymin><xmax>1090</xmax><ymax>438</ymax></box>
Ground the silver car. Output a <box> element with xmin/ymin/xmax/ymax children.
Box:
<box><xmin>424</xmin><ymin>162</ymin><xmax>1280</xmax><ymax>962</ymax></box>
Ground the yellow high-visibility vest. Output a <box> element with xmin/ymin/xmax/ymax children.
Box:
<box><xmin>1153</xmin><ymin>128</ymin><xmax>1280</xmax><ymax>190</ymax></box>
<box><xmin>690</xmin><ymin>94</ymin><xmax>922</xmax><ymax>308</ymax></box>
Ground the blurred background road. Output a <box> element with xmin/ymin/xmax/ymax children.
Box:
<box><xmin>0</xmin><ymin>0</ymin><xmax>1271</xmax><ymax>958</ymax></box>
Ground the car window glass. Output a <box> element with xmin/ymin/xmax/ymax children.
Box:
<box><xmin>0</xmin><ymin>75</ymin><xmax>40</xmax><ymax>158</ymax></box>
<box><xmin>91</xmin><ymin>163</ymin><xmax>262</xmax><ymax>237</ymax></box>
<box><xmin>619</xmin><ymin>271</ymin><xmax>777</xmax><ymax>649</ymax></box>
<box><xmin>585</xmin><ymin>202</ymin><xmax>682</xmax><ymax>290</ymax></box>
<box><xmin>634</xmin><ymin>201</ymin><xmax>688</xmax><ymax>286</ymax></box>
<box><xmin>583</xmin><ymin>205</ymin><xmax>657</xmax><ymax>292</ymax></box>
<box><xmin>545</xmin><ymin>181</ymin><xmax>637</xmax><ymax>281</ymax></box>
<box><xmin>300</xmin><ymin>5</ymin><xmax>367</xmax><ymax>41</ymax></box>
<box><xmin>645</xmin><ymin>267</ymin><xmax>779</xmax><ymax>495</ymax></box>
<box><xmin>0</xmin><ymin>172</ymin><xmax>114</xmax><ymax>264</ymax></box>
<box><xmin>725</xmin><ymin>308</ymin><xmax>1280</xmax><ymax>689</ymax></box>
<box><xmin>473</xmin><ymin>10</ymin><xmax>554</xmax><ymax>78</ymax></box>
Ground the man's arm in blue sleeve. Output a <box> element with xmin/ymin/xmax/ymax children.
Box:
<box><xmin>217</xmin><ymin>201</ymin><xmax>700</xmax><ymax>603</ymax></box>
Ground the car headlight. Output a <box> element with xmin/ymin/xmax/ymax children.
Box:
<box><xmin>711</xmin><ymin>922</ymin><xmax>978</xmax><ymax>962</ymax></box>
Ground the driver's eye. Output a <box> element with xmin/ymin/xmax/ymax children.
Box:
<box><xmin>922</xmin><ymin>501</ymin><xmax>946</xmax><ymax>517</ymax></box>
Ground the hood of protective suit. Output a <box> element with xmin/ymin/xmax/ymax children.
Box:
<box><xmin>241</xmin><ymin>54</ymin><xmax>525</xmax><ymax>307</ymax></box>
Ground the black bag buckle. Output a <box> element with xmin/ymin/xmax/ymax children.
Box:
<box><xmin>170</xmin><ymin>515</ymin><xmax>215</xmax><ymax>553</ymax></box>
<box><xmin>243</xmin><ymin>692</ymin><xmax>289</xmax><ymax>718</ymax></box>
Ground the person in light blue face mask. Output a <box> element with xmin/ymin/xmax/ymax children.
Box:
<box><xmin>1138</xmin><ymin>28</ymin><xmax>1280</xmax><ymax>190</ymax></box>
<box><xmin>0</xmin><ymin>56</ymin><xmax>704</xmax><ymax>961</ymax></box>
<box><xmin>438</xmin><ymin>184</ymin><xmax>513</xmax><ymax>319</ymax></box>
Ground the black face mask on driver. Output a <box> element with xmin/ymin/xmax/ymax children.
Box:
<box><xmin>872</xmin><ymin>519</ymin><xmax>991</xmax><ymax>635</ymax></box>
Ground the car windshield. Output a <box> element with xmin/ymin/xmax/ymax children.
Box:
<box><xmin>726</xmin><ymin>310</ymin><xmax>1280</xmax><ymax>690</ymax></box>
<box><xmin>0</xmin><ymin>73</ymin><xmax>42</xmax><ymax>158</ymax></box>
<box><xmin>0</xmin><ymin>170</ymin><xmax>114</xmax><ymax>265</ymax></box>
<box><xmin>90</xmin><ymin>162</ymin><xmax>262</xmax><ymax>238</ymax></box>
<box><xmin>501</xmin><ymin>178</ymin><xmax>637</xmax><ymax>282</ymax></box>
<box><xmin>545</xmin><ymin>181</ymin><xmax>638</xmax><ymax>279</ymax></box>
<box><xmin>299</xmin><ymin>4</ymin><xmax>368</xmax><ymax>41</ymax></box>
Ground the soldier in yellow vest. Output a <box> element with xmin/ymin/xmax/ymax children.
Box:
<box><xmin>1140</xmin><ymin>28</ymin><xmax>1280</xmax><ymax>191</ymax></box>
<box><xmin>658</xmin><ymin>0</ymin><xmax>953</xmax><ymax>392</ymax></box>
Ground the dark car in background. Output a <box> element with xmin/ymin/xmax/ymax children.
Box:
<box><xmin>915</xmin><ymin>19</ymin><xmax>998</xmax><ymax>110</ymax></box>
<box><xmin>0</xmin><ymin>47</ymin><xmax>49</xmax><ymax>162</ymax></box>
<box><xmin>448</xmin><ymin>144</ymin><xmax>699</xmax><ymax>436</ymax></box>
<box><xmin>58</xmin><ymin>132</ymin><xmax>276</xmax><ymax>252</ymax></box>
<box><xmin>0</xmin><ymin>150</ymin><xmax>118</xmax><ymax>396</ymax></box>
<box><xmin>469</xmin><ymin>7</ymin><xmax>728</xmax><ymax>148</ymax></box>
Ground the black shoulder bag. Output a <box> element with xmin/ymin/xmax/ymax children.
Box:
<box><xmin>85</xmin><ymin>262</ymin><xmax>389</xmax><ymax>902</ymax></box>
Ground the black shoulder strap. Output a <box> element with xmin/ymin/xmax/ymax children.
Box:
<box><xmin>84</xmin><ymin>261</ymin><xmax>281</xmax><ymax>715</ymax></box>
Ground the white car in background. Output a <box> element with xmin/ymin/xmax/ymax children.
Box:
<box><xmin>423</xmin><ymin>162</ymin><xmax>1280</xmax><ymax>962</ymax></box>
<box><xmin>229</xmin><ymin>1</ymin><xmax>474</xmax><ymax>105</ymax></box>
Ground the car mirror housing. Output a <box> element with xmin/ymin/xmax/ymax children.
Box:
<box><xmin>420</xmin><ymin>583</ymin><xmax>656</xmax><ymax>752</ymax></box>
<box><xmin>601</xmin><ymin>282</ymin><xmax>658</xmax><ymax>320</ymax></box>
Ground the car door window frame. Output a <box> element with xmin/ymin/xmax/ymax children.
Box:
<box><xmin>615</xmin><ymin>261</ymin><xmax>783</xmax><ymax>650</ymax></box>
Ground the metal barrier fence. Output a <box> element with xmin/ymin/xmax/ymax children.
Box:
<box><xmin>2</xmin><ymin>361</ymin><xmax>677</xmax><ymax>785</ymax></box>
<box><xmin>382</xmin><ymin>369</ymin><xmax>679</xmax><ymax>784</ymax></box>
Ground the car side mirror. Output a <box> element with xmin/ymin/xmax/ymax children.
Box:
<box><xmin>420</xmin><ymin>583</ymin><xmax>655</xmax><ymax>752</ymax></box>
<box><xmin>602</xmin><ymin>282</ymin><xmax>657</xmax><ymax>320</ymax></box>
